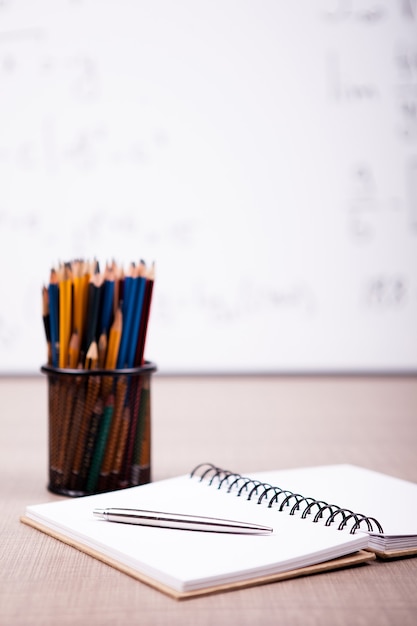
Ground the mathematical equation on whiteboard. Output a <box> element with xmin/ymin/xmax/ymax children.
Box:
<box><xmin>321</xmin><ymin>1</ymin><xmax>417</xmax><ymax>241</ymax></box>
<box><xmin>0</xmin><ymin>0</ymin><xmax>416</xmax><ymax>372</ymax></box>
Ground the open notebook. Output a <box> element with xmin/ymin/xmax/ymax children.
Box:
<box><xmin>21</xmin><ymin>463</ymin><xmax>417</xmax><ymax>599</ymax></box>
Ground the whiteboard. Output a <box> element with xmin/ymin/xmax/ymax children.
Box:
<box><xmin>0</xmin><ymin>0</ymin><xmax>416</xmax><ymax>374</ymax></box>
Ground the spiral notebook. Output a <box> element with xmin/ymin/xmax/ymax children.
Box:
<box><xmin>21</xmin><ymin>463</ymin><xmax>417</xmax><ymax>599</ymax></box>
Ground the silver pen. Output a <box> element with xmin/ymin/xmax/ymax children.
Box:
<box><xmin>93</xmin><ymin>508</ymin><xmax>273</xmax><ymax>534</ymax></box>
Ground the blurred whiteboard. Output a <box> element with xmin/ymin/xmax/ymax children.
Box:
<box><xmin>0</xmin><ymin>0</ymin><xmax>416</xmax><ymax>374</ymax></box>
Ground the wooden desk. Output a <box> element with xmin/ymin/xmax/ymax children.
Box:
<box><xmin>1</xmin><ymin>375</ymin><xmax>416</xmax><ymax>625</ymax></box>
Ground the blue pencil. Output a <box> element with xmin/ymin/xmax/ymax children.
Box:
<box><xmin>116</xmin><ymin>266</ymin><xmax>136</xmax><ymax>369</ymax></box>
<box><xmin>126</xmin><ymin>269</ymin><xmax>147</xmax><ymax>368</ymax></box>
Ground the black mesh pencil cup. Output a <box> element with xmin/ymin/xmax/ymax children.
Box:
<box><xmin>41</xmin><ymin>362</ymin><xmax>157</xmax><ymax>497</ymax></box>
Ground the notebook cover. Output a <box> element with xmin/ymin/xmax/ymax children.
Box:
<box><xmin>20</xmin><ymin>515</ymin><xmax>375</xmax><ymax>600</ymax></box>
<box><xmin>372</xmin><ymin>547</ymin><xmax>417</xmax><ymax>559</ymax></box>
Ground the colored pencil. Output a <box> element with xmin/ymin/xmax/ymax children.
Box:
<box><xmin>58</xmin><ymin>263</ymin><xmax>73</xmax><ymax>369</ymax></box>
<box><xmin>48</xmin><ymin>269</ymin><xmax>59</xmax><ymax>367</ymax></box>
<box><xmin>43</xmin><ymin>258</ymin><xmax>154</xmax><ymax>372</ymax></box>
<box><xmin>42</xmin><ymin>257</ymin><xmax>155</xmax><ymax>494</ymax></box>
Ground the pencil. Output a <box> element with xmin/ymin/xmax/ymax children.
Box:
<box><xmin>116</xmin><ymin>263</ymin><xmax>136</xmax><ymax>368</ymax></box>
<box><xmin>105</xmin><ymin>307</ymin><xmax>123</xmax><ymax>370</ymax></box>
<box><xmin>97</xmin><ymin>375</ymin><xmax>128</xmax><ymax>491</ymax></box>
<box><xmin>77</xmin><ymin>397</ymin><xmax>104</xmax><ymax>492</ymax></box>
<box><xmin>102</xmin><ymin>307</ymin><xmax>123</xmax><ymax>399</ymax></box>
<box><xmin>42</xmin><ymin>286</ymin><xmax>52</xmax><ymax>365</ymax></box>
<box><xmin>99</xmin><ymin>264</ymin><xmax>115</xmax><ymax>338</ymax></box>
<box><xmin>62</xmin><ymin>375</ymin><xmax>85</xmax><ymax>486</ymax></box>
<box><xmin>113</xmin><ymin>261</ymin><xmax>123</xmax><ymax>314</ymax></box>
<box><xmin>69</xmin><ymin>374</ymin><xmax>101</xmax><ymax>491</ymax></box>
<box><xmin>79</xmin><ymin>262</ymin><xmax>91</xmax><ymax>359</ymax></box>
<box><xmin>85</xmin><ymin>340</ymin><xmax>99</xmax><ymax>370</ymax></box>
<box><xmin>118</xmin><ymin>375</ymin><xmax>143</xmax><ymax>488</ymax></box>
<box><xmin>130</xmin><ymin>379</ymin><xmax>151</xmax><ymax>486</ymax></box>
<box><xmin>134</xmin><ymin>262</ymin><xmax>155</xmax><ymax>366</ymax></box>
<box><xmin>55</xmin><ymin>377</ymin><xmax>77</xmax><ymax>483</ymax></box>
<box><xmin>126</xmin><ymin>261</ymin><xmax>147</xmax><ymax>368</ymax></box>
<box><xmin>58</xmin><ymin>263</ymin><xmax>73</xmax><ymax>369</ymax></box>
<box><xmin>72</xmin><ymin>260</ymin><xmax>87</xmax><ymax>360</ymax></box>
<box><xmin>86</xmin><ymin>394</ymin><xmax>114</xmax><ymax>493</ymax></box>
<box><xmin>98</xmin><ymin>331</ymin><xmax>107</xmax><ymax>369</ymax></box>
<box><xmin>48</xmin><ymin>269</ymin><xmax>59</xmax><ymax>367</ymax></box>
<box><xmin>110</xmin><ymin>405</ymin><xmax>130</xmax><ymax>489</ymax></box>
<box><xmin>84</xmin><ymin>271</ymin><xmax>104</xmax><ymax>353</ymax></box>
<box><xmin>68</xmin><ymin>331</ymin><xmax>80</xmax><ymax>369</ymax></box>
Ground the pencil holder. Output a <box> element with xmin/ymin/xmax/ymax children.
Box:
<box><xmin>41</xmin><ymin>362</ymin><xmax>157</xmax><ymax>497</ymax></box>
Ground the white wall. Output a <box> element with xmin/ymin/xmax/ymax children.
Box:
<box><xmin>0</xmin><ymin>0</ymin><xmax>416</xmax><ymax>374</ymax></box>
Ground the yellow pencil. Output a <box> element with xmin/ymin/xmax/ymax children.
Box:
<box><xmin>72</xmin><ymin>261</ymin><xmax>85</xmax><ymax>359</ymax></box>
<box><xmin>100</xmin><ymin>303</ymin><xmax>123</xmax><ymax>401</ymax></box>
<box><xmin>105</xmin><ymin>306</ymin><xmax>123</xmax><ymax>370</ymax></box>
<box><xmin>59</xmin><ymin>263</ymin><xmax>73</xmax><ymax>369</ymax></box>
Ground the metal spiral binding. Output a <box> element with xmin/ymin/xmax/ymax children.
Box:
<box><xmin>190</xmin><ymin>463</ymin><xmax>384</xmax><ymax>535</ymax></box>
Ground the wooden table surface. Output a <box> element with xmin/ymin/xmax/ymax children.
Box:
<box><xmin>1</xmin><ymin>374</ymin><xmax>417</xmax><ymax>625</ymax></box>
